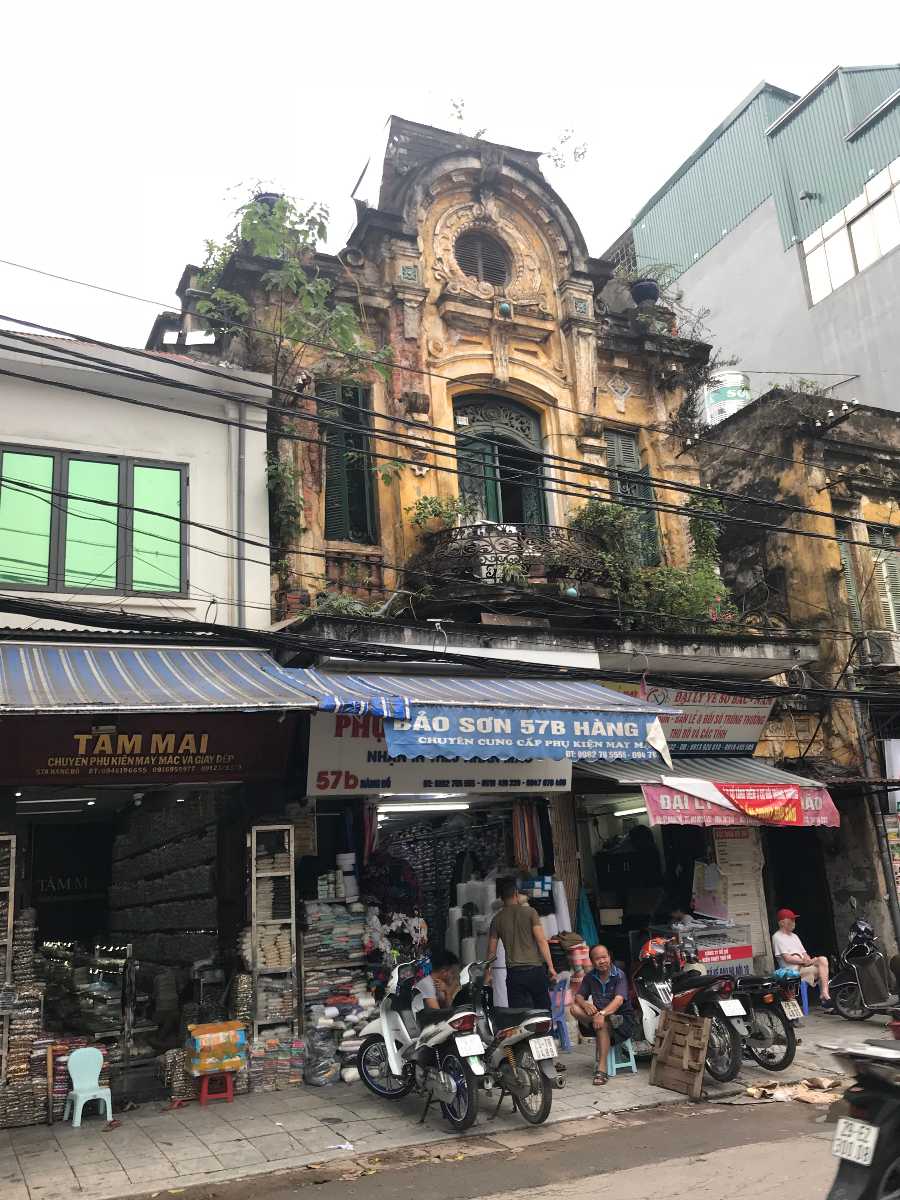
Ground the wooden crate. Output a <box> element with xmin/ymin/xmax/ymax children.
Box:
<box><xmin>649</xmin><ymin>1009</ymin><xmax>711</xmax><ymax>1100</ymax></box>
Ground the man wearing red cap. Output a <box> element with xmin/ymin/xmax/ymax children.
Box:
<box><xmin>772</xmin><ymin>908</ymin><xmax>833</xmax><ymax>1011</ymax></box>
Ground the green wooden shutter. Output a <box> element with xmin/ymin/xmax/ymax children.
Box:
<box><xmin>319</xmin><ymin>381</ymin><xmax>351</xmax><ymax>541</ymax></box>
<box><xmin>458</xmin><ymin>437</ymin><xmax>500</xmax><ymax>522</ymax></box>
<box><xmin>606</xmin><ymin>432</ymin><xmax>659</xmax><ymax>565</ymax></box>
<box><xmin>868</xmin><ymin>526</ymin><xmax>900</xmax><ymax>632</ymax></box>
<box><xmin>837</xmin><ymin>524</ymin><xmax>864</xmax><ymax>634</ymax></box>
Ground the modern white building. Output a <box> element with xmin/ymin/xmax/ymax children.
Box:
<box><xmin>0</xmin><ymin>332</ymin><xmax>271</xmax><ymax>630</ymax></box>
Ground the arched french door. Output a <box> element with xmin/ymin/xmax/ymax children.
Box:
<box><xmin>454</xmin><ymin>395</ymin><xmax>548</xmax><ymax>524</ymax></box>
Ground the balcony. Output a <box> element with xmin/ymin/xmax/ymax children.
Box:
<box><xmin>425</xmin><ymin>522</ymin><xmax>609</xmax><ymax>587</ymax></box>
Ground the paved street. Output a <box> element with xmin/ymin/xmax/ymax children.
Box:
<box><xmin>0</xmin><ymin>1013</ymin><xmax>868</xmax><ymax>1200</ymax></box>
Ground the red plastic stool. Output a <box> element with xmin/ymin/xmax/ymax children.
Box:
<box><xmin>198</xmin><ymin>1072</ymin><xmax>234</xmax><ymax>1105</ymax></box>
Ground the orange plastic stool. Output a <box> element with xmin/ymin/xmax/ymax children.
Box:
<box><xmin>198</xmin><ymin>1072</ymin><xmax>234</xmax><ymax>1105</ymax></box>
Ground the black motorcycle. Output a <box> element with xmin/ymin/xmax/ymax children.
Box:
<box><xmin>824</xmin><ymin>1038</ymin><xmax>900</xmax><ymax>1199</ymax></box>
<box><xmin>735</xmin><ymin>971</ymin><xmax>798</xmax><ymax>1071</ymax></box>
<box><xmin>831</xmin><ymin>918</ymin><xmax>900</xmax><ymax>1022</ymax></box>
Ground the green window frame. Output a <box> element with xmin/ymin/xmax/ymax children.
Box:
<box><xmin>836</xmin><ymin>522</ymin><xmax>863</xmax><ymax>634</ymax></box>
<box><xmin>605</xmin><ymin>429</ymin><xmax>660</xmax><ymax>566</ymax></box>
<box><xmin>868</xmin><ymin>525</ymin><xmax>900</xmax><ymax>633</ymax></box>
<box><xmin>0</xmin><ymin>445</ymin><xmax>187</xmax><ymax>595</ymax></box>
<box><xmin>318</xmin><ymin>382</ymin><xmax>378</xmax><ymax>544</ymax></box>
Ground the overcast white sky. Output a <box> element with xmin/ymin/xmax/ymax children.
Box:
<box><xmin>1</xmin><ymin>1</ymin><xmax>897</xmax><ymax>347</ymax></box>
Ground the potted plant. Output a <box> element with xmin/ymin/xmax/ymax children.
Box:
<box><xmin>614</xmin><ymin>262</ymin><xmax>676</xmax><ymax>307</ymax></box>
<box><xmin>406</xmin><ymin>494</ymin><xmax>478</xmax><ymax>533</ymax></box>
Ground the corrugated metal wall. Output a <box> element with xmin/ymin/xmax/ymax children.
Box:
<box><xmin>630</xmin><ymin>70</ymin><xmax>900</xmax><ymax>272</ymax></box>
<box><xmin>632</xmin><ymin>90</ymin><xmax>794</xmax><ymax>276</ymax></box>
<box><xmin>768</xmin><ymin>69</ymin><xmax>900</xmax><ymax>247</ymax></box>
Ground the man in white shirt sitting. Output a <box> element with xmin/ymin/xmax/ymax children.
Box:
<box><xmin>772</xmin><ymin>908</ymin><xmax>834</xmax><ymax>1012</ymax></box>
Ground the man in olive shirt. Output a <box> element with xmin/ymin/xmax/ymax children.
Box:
<box><xmin>487</xmin><ymin>879</ymin><xmax>557</xmax><ymax>1008</ymax></box>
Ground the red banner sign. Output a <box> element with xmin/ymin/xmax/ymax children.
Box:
<box><xmin>642</xmin><ymin>782</ymin><xmax>840</xmax><ymax>828</ymax></box>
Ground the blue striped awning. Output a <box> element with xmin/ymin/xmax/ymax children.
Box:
<box><xmin>0</xmin><ymin>643</ymin><xmax>320</xmax><ymax>714</ymax></box>
<box><xmin>294</xmin><ymin>669</ymin><xmax>676</xmax><ymax>763</ymax></box>
<box><xmin>295</xmin><ymin>669</ymin><xmax>675</xmax><ymax>719</ymax></box>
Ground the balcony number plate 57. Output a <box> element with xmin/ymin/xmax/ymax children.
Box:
<box><xmin>528</xmin><ymin>1036</ymin><xmax>557</xmax><ymax>1061</ymax></box>
<box><xmin>832</xmin><ymin>1118</ymin><xmax>879</xmax><ymax>1166</ymax></box>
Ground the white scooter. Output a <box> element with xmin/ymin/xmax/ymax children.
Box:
<box><xmin>357</xmin><ymin>958</ymin><xmax>486</xmax><ymax>1130</ymax></box>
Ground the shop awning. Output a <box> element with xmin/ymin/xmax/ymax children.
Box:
<box><xmin>292</xmin><ymin>668</ymin><xmax>676</xmax><ymax>763</ymax></box>
<box><xmin>0</xmin><ymin>642</ymin><xmax>320</xmax><ymax>713</ymax></box>
<box><xmin>575</xmin><ymin>755</ymin><xmax>839</xmax><ymax>828</ymax></box>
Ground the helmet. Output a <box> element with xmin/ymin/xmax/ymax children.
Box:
<box><xmin>849</xmin><ymin>918</ymin><xmax>875</xmax><ymax>941</ymax></box>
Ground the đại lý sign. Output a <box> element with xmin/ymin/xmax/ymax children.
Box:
<box><xmin>0</xmin><ymin>713</ymin><xmax>296</xmax><ymax>785</ymax></box>
<box><xmin>601</xmin><ymin>682</ymin><xmax>773</xmax><ymax>755</ymax></box>
<box><xmin>306</xmin><ymin>712</ymin><xmax>572</xmax><ymax>796</ymax></box>
<box><xmin>642</xmin><ymin>778</ymin><xmax>840</xmax><ymax>828</ymax></box>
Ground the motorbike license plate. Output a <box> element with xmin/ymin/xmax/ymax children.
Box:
<box><xmin>528</xmin><ymin>1035</ymin><xmax>557</xmax><ymax>1061</ymax></box>
<box><xmin>455</xmin><ymin>1034</ymin><xmax>484</xmax><ymax>1056</ymax></box>
<box><xmin>719</xmin><ymin>998</ymin><xmax>745</xmax><ymax>1017</ymax></box>
<box><xmin>782</xmin><ymin>999</ymin><xmax>803</xmax><ymax>1021</ymax></box>
<box><xmin>832</xmin><ymin>1118</ymin><xmax>879</xmax><ymax>1166</ymax></box>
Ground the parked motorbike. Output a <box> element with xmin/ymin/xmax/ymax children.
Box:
<box><xmin>831</xmin><ymin>918</ymin><xmax>900</xmax><ymax>1022</ymax></box>
<box><xmin>632</xmin><ymin>935</ymin><xmax>749</xmax><ymax>1083</ymax></box>
<box><xmin>356</xmin><ymin>958</ymin><xmax>485</xmax><ymax>1130</ymax></box>
<box><xmin>455</xmin><ymin>957</ymin><xmax>565</xmax><ymax>1125</ymax></box>
<box><xmin>734</xmin><ymin>969</ymin><xmax>799</xmax><ymax>1071</ymax></box>
<box><xmin>823</xmin><ymin>1038</ymin><xmax>900</xmax><ymax>1199</ymax></box>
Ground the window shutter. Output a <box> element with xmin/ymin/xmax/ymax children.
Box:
<box><xmin>458</xmin><ymin>438</ymin><xmax>499</xmax><ymax>522</ymax></box>
<box><xmin>319</xmin><ymin>381</ymin><xmax>350</xmax><ymax>541</ymax></box>
<box><xmin>868</xmin><ymin>526</ymin><xmax>900</xmax><ymax>632</ymax></box>
<box><xmin>837</xmin><ymin>526</ymin><xmax>864</xmax><ymax>634</ymax></box>
<box><xmin>605</xmin><ymin>429</ymin><xmax>641</xmax><ymax>471</ymax></box>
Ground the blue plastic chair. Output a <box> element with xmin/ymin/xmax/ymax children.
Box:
<box><xmin>550</xmin><ymin>975</ymin><xmax>572</xmax><ymax>1052</ymax></box>
<box><xmin>607</xmin><ymin>1038</ymin><xmax>638</xmax><ymax>1076</ymax></box>
<box><xmin>799</xmin><ymin>979</ymin><xmax>819</xmax><ymax>1015</ymax></box>
<box><xmin>63</xmin><ymin>1047</ymin><xmax>112</xmax><ymax>1128</ymax></box>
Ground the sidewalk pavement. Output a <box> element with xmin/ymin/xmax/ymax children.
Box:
<box><xmin>0</xmin><ymin>1013</ymin><xmax>876</xmax><ymax>1200</ymax></box>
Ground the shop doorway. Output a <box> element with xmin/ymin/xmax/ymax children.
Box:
<box><xmin>762</xmin><ymin>827</ymin><xmax>836</xmax><ymax>960</ymax></box>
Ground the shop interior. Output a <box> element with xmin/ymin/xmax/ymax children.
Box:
<box><xmin>577</xmin><ymin>791</ymin><xmax>760</xmax><ymax>973</ymax></box>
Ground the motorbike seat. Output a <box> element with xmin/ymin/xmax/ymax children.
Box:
<box><xmin>490</xmin><ymin>1007</ymin><xmax>550</xmax><ymax>1026</ymax></box>
<box><xmin>736</xmin><ymin>975</ymin><xmax>776</xmax><ymax>987</ymax></box>
<box><xmin>671</xmin><ymin>972</ymin><xmax>723</xmax><ymax>993</ymax></box>
<box><xmin>416</xmin><ymin>1007</ymin><xmax>459</xmax><ymax>1027</ymax></box>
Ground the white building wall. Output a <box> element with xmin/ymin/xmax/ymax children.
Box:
<box><xmin>0</xmin><ymin>342</ymin><xmax>271</xmax><ymax>630</ymax></box>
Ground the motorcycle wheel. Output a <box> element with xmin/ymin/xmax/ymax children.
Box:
<box><xmin>512</xmin><ymin>1045</ymin><xmax>553</xmax><ymax>1125</ymax></box>
<box><xmin>703</xmin><ymin>1014</ymin><xmax>743</xmax><ymax>1082</ymax></box>
<box><xmin>745</xmin><ymin>1004</ymin><xmax>796</xmax><ymax>1071</ymax></box>
<box><xmin>439</xmin><ymin>1050</ymin><xmax>479</xmax><ymax>1131</ymax></box>
<box><xmin>357</xmin><ymin>1035</ymin><xmax>415</xmax><ymax>1099</ymax></box>
<box><xmin>874</xmin><ymin>1146</ymin><xmax>900</xmax><ymax>1198</ymax></box>
<box><xmin>831</xmin><ymin>982</ymin><xmax>875</xmax><ymax>1021</ymax></box>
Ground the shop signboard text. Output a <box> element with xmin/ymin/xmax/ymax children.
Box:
<box><xmin>602</xmin><ymin>683</ymin><xmax>773</xmax><ymax>755</ymax></box>
<box><xmin>306</xmin><ymin>713</ymin><xmax>572</xmax><ymax>796</ymax></box>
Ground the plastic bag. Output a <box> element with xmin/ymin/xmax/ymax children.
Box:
<box><xmin>303</xmin><ymin>1029</ymin><xmax>340</xmax><ymax>1087</ymax></box>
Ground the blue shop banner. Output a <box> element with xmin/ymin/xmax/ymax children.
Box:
<box><xmin>383</xmin><ymin>706</ymin><xmax>669</xmax><ymax>762</ymax></box>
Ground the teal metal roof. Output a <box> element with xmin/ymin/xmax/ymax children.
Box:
<box><xmin>767</xmin><ymin>67</ymin><xmax>900</xmax><ymax>246</ymax></box>
<box><xmin>626</xmin><ymin>66</ymin><xmax>900</xmax><ymax>273</ymax></box>
<box><xmin>631</xmin><ymin>84</ymin><xmax>796</xmax><ymax>275</ymax></box>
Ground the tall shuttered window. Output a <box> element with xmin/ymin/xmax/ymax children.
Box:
<box><xmin>836</xmin><ymin>522</ymin><xmax>863</xmax><ymax>635</ymax></box>
<box><xmin>0</xmin><ymin>446</ymin><xmax>186</xmax><ymax>594</ymax></box>
<box><xmin>605</xmin><ymin>429</ymin><xmax>660</xmax><ymax>566</ymax></box>
<box><xmin>868</xmin><ymin>525</ymin><xmax>900</xmax><ymax>632</ymax></box>
<box><xmin>318</xmin><ymin>383</ymin><xmax>378</xmax><ymax>544</ymax></box>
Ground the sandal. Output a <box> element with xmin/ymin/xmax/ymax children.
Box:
<box><xmin>593</xmin><ymin>1070</ymin><xmax>608</xmax><ymax>1086</ymax></box>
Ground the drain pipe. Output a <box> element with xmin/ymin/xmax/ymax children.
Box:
<box><xmin>236</xmin><ymin>399</ymin><xmax>246</xmax><ymax>628</ymax></box>
<box><xmin>847</xmin><ymin>667</ymin><xmax>900</xmax><ymax>951</ymax></box>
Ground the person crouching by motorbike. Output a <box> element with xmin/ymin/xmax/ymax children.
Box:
<box><xmin>411</xmin><ymin>950</ymin><xmax>461</xmax><ymax>1016</ymax></box>
<box><xmin>771</xmin><ymin>908</ymin><xmax>835</xmax><ymax>1013</ymax></box>
<box><xmin>570</xmin><ymin>944</ymin><xmax>635</xmax><ymax>1086</ymax></box>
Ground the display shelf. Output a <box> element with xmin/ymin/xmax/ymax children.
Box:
<box><xmin>0</xmin><ymin>834</ymin><xmax>16</xmax><ymax>1085</ymax></box>
<box><xmin>249</xmin><ymin>825</ymin><xmax>297</xmax><ymax>1039</ymax></box>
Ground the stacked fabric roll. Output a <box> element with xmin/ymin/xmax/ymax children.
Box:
<box><xmin>256</xmin><ymin>875</ymin><xmax>292</xmax><ymax>921</ymax></box>
<box><xmin>256</xmin><ymin>849</ymin><xmax>291</xmax><ymax>873</ymax></box>
<box><xmin>231</xmin><ymin>972</ymin><xmax>254</xmax><ymax>1025</ymax></box>
<box><xmin>257</xmin><ymin>924</ymin><xmax>293</xmax><ymax>969</ymax></box>
<box><xmin>301</xmin><ymin>901</ymin><xmax>367</xmax><ymax>1008</ymax></box>
<box><xmin>12</xmin><ymin>909</ymin><xmax>37</xmax><ymax>985</ymax></box>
